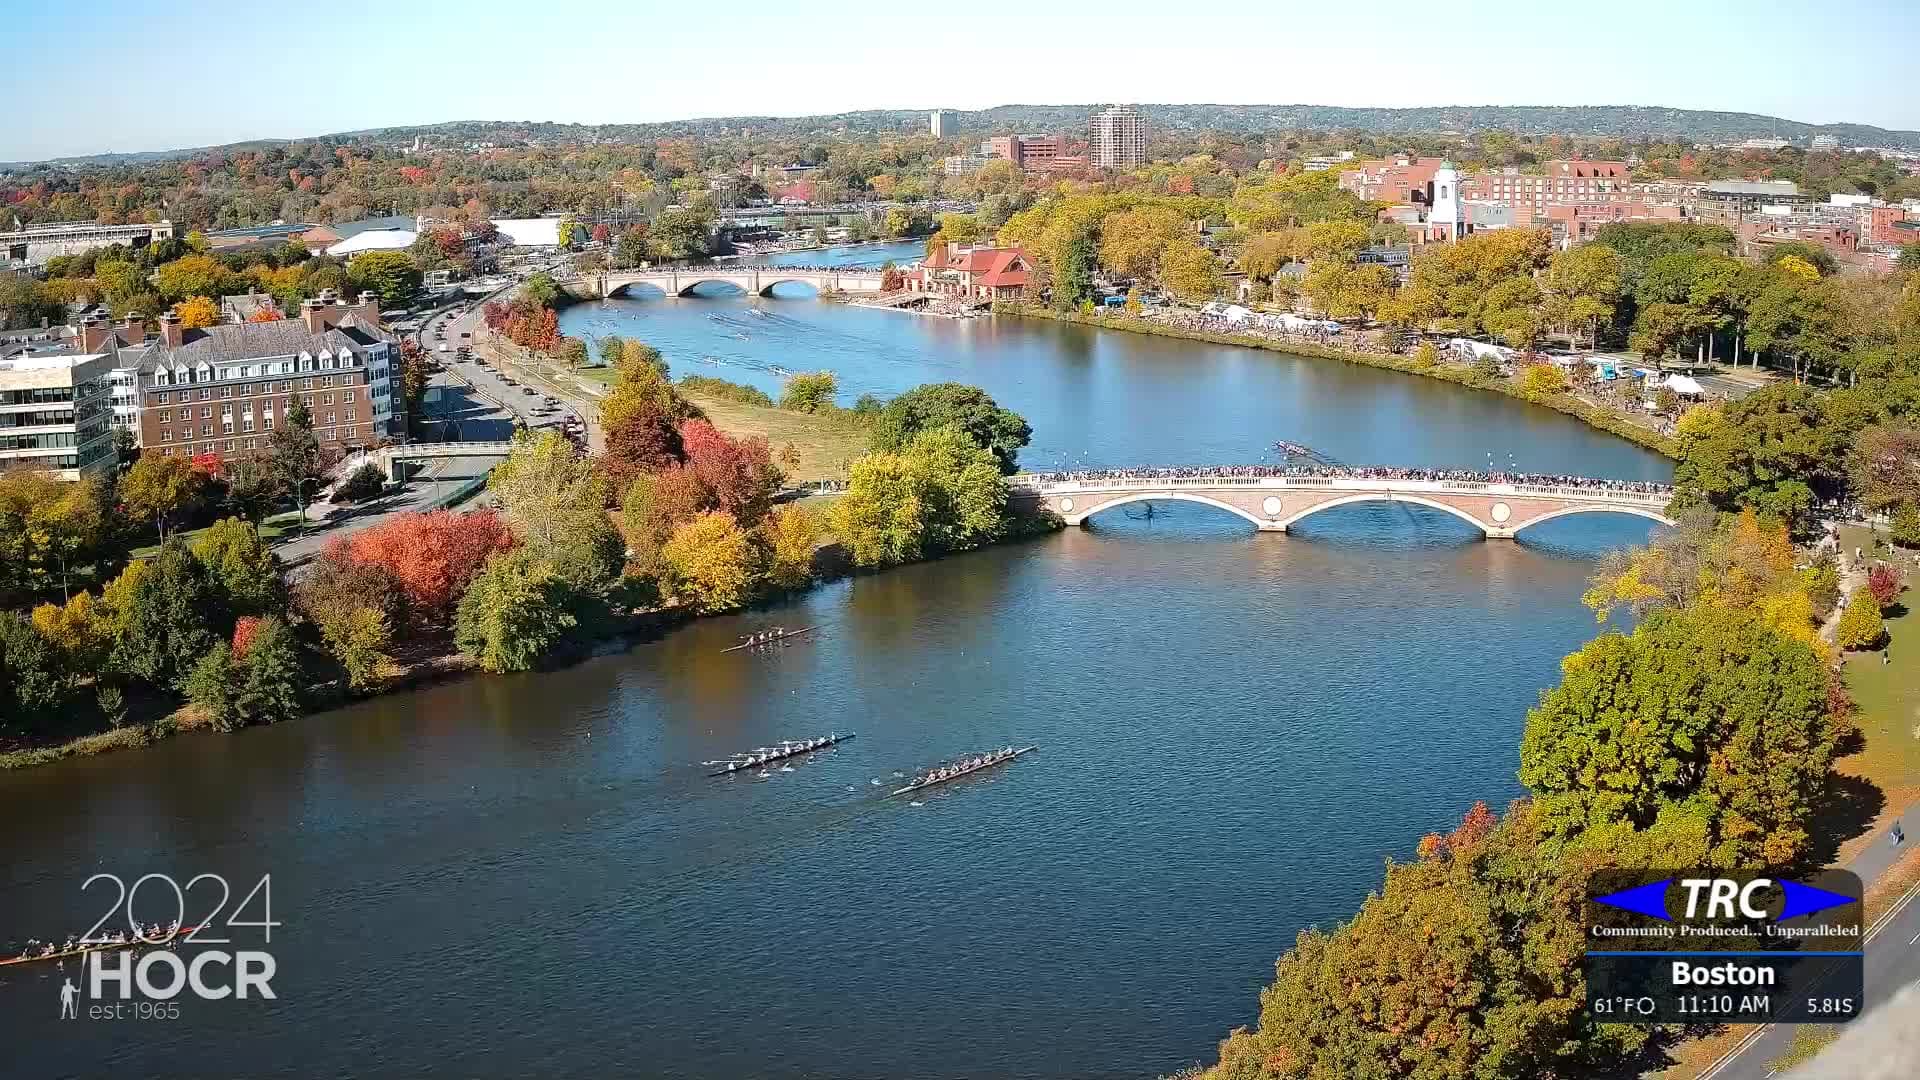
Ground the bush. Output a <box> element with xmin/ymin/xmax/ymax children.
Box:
<box><xmin>333</xmin><ymin>463</ymin><xmax>387</xmax><ymax>503</ymax></box>
<box><xmin>778</xmin><ymin>371</ymin><xmax>838</xmax><ymax>414</ymax></box>
<box><xmin>1835</xmin><ymin>586</ymin><xmax>1886</xmax><ymax>651</ymax></box>
<box><xmin>676</xmin><ymin>375</ymin><xmax>773</xmax><ymax>408</ymax></box>
<box><xmin>1866</xmin><ymin>565</ymin><xmax>1904</xmax><ymax>609</ymax></box>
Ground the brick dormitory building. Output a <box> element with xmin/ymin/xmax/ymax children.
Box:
<box><xmin>133</xmin><ymin>290</ymin><xmax>401</xmax><ymax>462</ymax></box>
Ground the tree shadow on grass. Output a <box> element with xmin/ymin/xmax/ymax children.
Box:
<box><xmin>1805</xmin><ymin>771</ymin><xmax>1886</xmax><ymax>867</ymax></box>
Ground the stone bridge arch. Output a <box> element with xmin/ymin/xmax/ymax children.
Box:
<box><xmin>1506</xmin><ymin>504</ymin><xmax>1677</xmax><ymax>534</ymax></box>
<box><xmin>1274</xmin><ymin>491</ymin><xmax>1493</xmax><ymax>535</ymax></box>
<box><xmin>1070</xmin><ymin>490</ymin><xmax>1271</xmax><ymax>530</ymax></box>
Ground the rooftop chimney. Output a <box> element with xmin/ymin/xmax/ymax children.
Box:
<box><xmin>351</xmin><ymin>290</ymin><xmax>382</xmax><ymax>326</ymax></box>
<box><xmin>301</xmin><ymin>296</ymin><xmax>330</xmax><ymax>333</ymax></box>
<box><xmin>159</xmin><ymin>311</ymin><xmax>185</xmax><ymax>349</ymax></box>
<box><xmin>120</xmin><ymin>312</ymin><xmax>146</xmax><ymax>344</ymax></box>
<box><xmin>78</xmin><ymin>315</ymin><xmax>111</xmax><ymax>354</ymax></box>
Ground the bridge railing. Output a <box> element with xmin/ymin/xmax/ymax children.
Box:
<box><xmin>1010</xmin><ymin>473</ymin><xmax>1672</xmax><ymax>505</ymax></box>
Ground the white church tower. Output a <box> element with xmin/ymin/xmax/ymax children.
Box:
<box><xmin>1427</xmin><ymin>160</ymin><xmax>1464</xmax><ymax>242</ymax></box>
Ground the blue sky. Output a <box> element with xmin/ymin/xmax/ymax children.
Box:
<box><xmin>5</xmin><ymin>0</ymin><xmax>1917</xmax><ymax>161</ymax></box>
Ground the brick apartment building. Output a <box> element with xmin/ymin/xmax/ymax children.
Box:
<box><xmin>1337</xmin><ymin>156</ymin><xmax>1445</xmax><ymax>205</ymax></box>
<box><xmin>1461</xmin><ymin>160</ymin><xmax>1632</xmax><ymax>216</ymax></box>
<box><xmin>133</xmin><ymin>290</ymin><xmax>400</xmax><ymax>462</ymax></box>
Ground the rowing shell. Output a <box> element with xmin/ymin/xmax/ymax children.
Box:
<box><xmin>721</xmin><ymin>626</ymin><xmax>817</xmax><ymax>654</ymax></box>
<box><xmin>0</xmin><ymin>926</ymin><xmax>205</xmax><ymax>968</ymax></box>
<box><xmin>708</xmin><ymin>732</ymin><xmax>855</xmax><ymax>776</ymax></box>
<box><xmin>887</xmin><ymin>746</ymin><xmax>1037</xmax><ymax>798</ymax></box>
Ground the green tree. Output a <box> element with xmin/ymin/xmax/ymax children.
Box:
<box><xmin>1835</xmin><ymin>586</ymin><xmax>1886</xmax><ymax>651</ymax></box>
<box><xmin>778</xmin><ymin>371</ymin><xmax>838</xmax><ymax>413</ymax></box>
<box><xmin>828</xmin><ymin>453</ymin><xmax>926</xmax><ymax>567</ymax></box>
<box><xmin>647</xmin><ymin>208</ymin><xmax>712</xmax><ymax>260</ymax></box>
<box><xmin>346</xmin><ymin>250</ymin><xmax>423</xmax><ymax>305</ymax></box>
<box><xmin>454</xmin><ymin>549</ymin><xmax>578</xmax><ymax>673</ymax></box>
<box><xmin>1519</xmin><ymin>604</ymin><xmax>1833</xmax><ymax>867</ymax></box>
<box><xmin>1893</xmin><ymin>502</ymin><xmax>1920</xmax><ymax>548</ymax></box>
<box><xmin>114</xmin><ymin>540</ymin><xmax>226</xmax><ymax>690</ymax></box>
<box><xmin>191</xmin><ymin>517</ymin><xmax>283</xmax><ymax>615</ymax></box>
<box><xmin>867</xmin><ymin>383</ymin><xmax>1031</xmax><ymax>474</ymax></box>
<box><xmin>268</xmin><ymin>400</ymin><xmax>324</xmax><ymax>521</ymax></box>
<box><xmin>0</xmin><ymin>613</ymin><xmax>67</xmax><ymax>732</ymax></box>
<box><xmin>184</xmin><ymin>641</ymin><xmax>242</xmax><ymax>731</ymax></box>
<box><xmin>488</xmin><ymin>429</ymin><xmax>608</xmax><ymax>550</ymax></box>
<box><xmin>556</xmin><ymin>337</ymin><xmax>589</xmax><ymax>370</ymax></box>
<box><xmin>236</xmin><ymin>616</ymin><xmax>303</xmax><ymax>725</ymax></box>
<box><xmin>1543</xmin><ymin>242</ymin><xmax>1623</xmax><ymax>348</ymax></box>
<box><xmin>521</xmin><ymin>272</ymin><xmax>560</xmax><ymax>309</ymax></box>
<box><xmin>902</xmin><ymin>425</ymin><xmax>1009</xmax><ymax>555</ymax></box>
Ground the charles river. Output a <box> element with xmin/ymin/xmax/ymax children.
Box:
<box><xmin>1</xmin><ymin>242</ymin><xmax>1671</xmax><ymax>1079</ymax></box>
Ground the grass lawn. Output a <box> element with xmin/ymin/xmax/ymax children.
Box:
<box><xmin>1831</xmin><ymin>596</ymin><xmax>1920</xmax><ymax>861</ymax></box>
<box><xmin>130</xmin><ymin>510</ymin><xmax>307</xmax><ymax>558</ymax></box>
<box><xmin>576</xmin><ymin>363</ymin><xmax>620</xmax><ymax>386</ymax></box>
<box><xmin>678</xmin><ymin>389</ymin><xmax>870</xmax><ymax>482</ymax></box>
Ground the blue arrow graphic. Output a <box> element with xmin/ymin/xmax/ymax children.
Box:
<box><xmin>1776</xmin><ymin>880</ymin><xmax>1856</xmax><ymax>922</ymax></box>
<box><xmin>1593</xmin><ymin>878</ymin><xmax>1673</xmax><ymax>921</ymax></box>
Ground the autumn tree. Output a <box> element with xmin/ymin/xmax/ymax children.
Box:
<box><xmin>659</xmin><ymin>511</ymin><xmax>763</xmax><ymax>614</ymax></box>
<box><xmin>1159</xmin><ymin>237</ymin><xmax>1222</xmax><ymax>303</ymax></box>
<box><xmin>761</xmin><ymin>505</ymin><xmax>819</xmax><ymax>591</ymax></box>
<box><xmin>338</xmin><ymin>509</ymin><xmax>514</xmax><ymax>628</ymax></box>
<box><xmin>0</xmin><ymin>471</ymin><xmax>110</xmax><ymax>601</ymax></box>
<box><xmin>679</xmin><ymin>418</ymin><xmax>782</xmax><ymax>526</ymax></box>
<box><xmin>174</xmin><ymin>295</ymin><xmax>220</xmax><ymax>329</ymax></box>
<box><xmin>1835</xmin><ymin>586</ymin><xmax>1886</xmax><ymax>651</ymax></box>
<box><xmin>295</xmin><ymin>550</ymin><xmax>404</xmax><ymax>689</ymax></box>
<box><xmin>120</xmin><ymin>453</ymin><xmax>209</xmax><ymax>540</ymax></box>
<box><xmin>1847</xmin><ymin>423</ymin><xmax>1920</xmax><ymax>516</ymax></box>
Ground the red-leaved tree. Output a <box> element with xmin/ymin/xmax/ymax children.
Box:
<box><xmin>232</xmin><ymin>615</ymin><xmax>263</xmax><ymax>658</ymax></box>
<box><xmin>1867</xmin><ymin>564</ymin><xmax>1904</xmax><ymax>608</ymax></box>
<box><xmin>601</xmin><ymin>399</ymin><xmax>684</xmax><ymax>497</ymax></box>
<box><xmin>336</xmin><ymin>509</ymin><xmax>515</xmax><ymax>628</ymax></box>
<box><xmin>679</xmin><ymin>419</ymin><xmax>780</xmax><ymax>526</ymax></box>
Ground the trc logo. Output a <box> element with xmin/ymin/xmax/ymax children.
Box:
<box><xmin>1594</xmin><ymin>877</ymin><xmax>1856</xmax><ymax>922</ymax></box>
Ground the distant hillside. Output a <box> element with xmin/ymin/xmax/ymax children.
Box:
<box><xmin>7</xmin><ymin>103</ymin><xmax>1919</xmax><ymax>167</ymax></box>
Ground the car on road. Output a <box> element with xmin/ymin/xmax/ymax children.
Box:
<box><xmin>523</xmin><ymin>387</ymin><xmax>538</xmax><ymax>396</ymax></box>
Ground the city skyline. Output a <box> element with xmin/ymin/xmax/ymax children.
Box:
<box><xmin>5</xmin><ymin>0</ymin><xmax>1920</xmax><ymax>161</ymax></box>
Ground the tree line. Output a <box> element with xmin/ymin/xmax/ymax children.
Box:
<box><xmin>1202</xmin><ymin>508</ymin><xmax>1905</xmax><ymax>1079</ymax></box>
<box><xmin>1</xmin><ymin>338</ymin><xmax>1048</xmax><ymax>747</ymax></box>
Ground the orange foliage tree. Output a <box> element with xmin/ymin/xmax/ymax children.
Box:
<box><xmin>174</xmin><ymin>295</ymin><xmax>220</xmax><ymax>328</ymax></box>
<box><xmin>334</xmin><ymin>509</ymin><xmax>515</xmax><ymax>628</ymax></box>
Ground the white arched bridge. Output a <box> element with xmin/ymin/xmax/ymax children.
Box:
<box><xmin>577</xmin><ymin>265</ymin><xmax>887</xmax><ymax>299</ymax></box>
<box><xmin>1007</xmin><ymin>469</ymin><xmax>1676</xmax><ymax>539</ymax></box>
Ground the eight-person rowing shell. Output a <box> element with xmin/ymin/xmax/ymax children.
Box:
<box><xmin>887</xmin><ymin>746</ymin><xmax>1037</xmax><ymax>798</ymax></box>
<box><xmin>707</xmin><ymin>733</ymin><xmax>854</xmax><ymax>776</ymax></box>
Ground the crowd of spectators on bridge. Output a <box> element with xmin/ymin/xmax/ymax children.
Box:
<box><xmin>1018</xmin><ymin>464</ymin><xmax>1671</xmax><ymax>496</ymax></box>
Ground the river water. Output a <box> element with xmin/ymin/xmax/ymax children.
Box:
<box><xmin>0</xmin><ymin>242</ymin><xmax>1670</xmax><ymax>1079</ymax></box>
